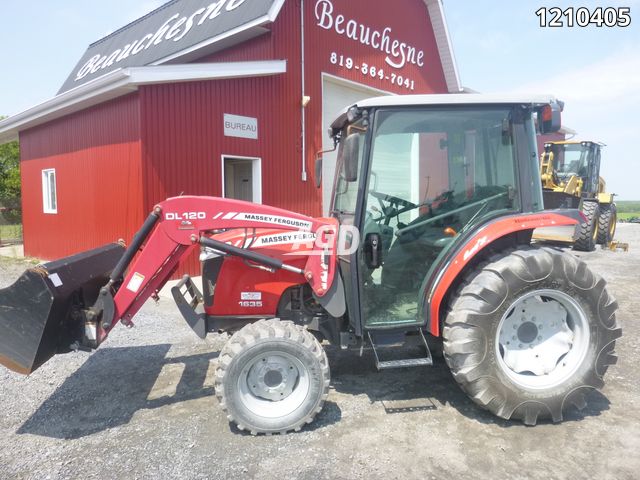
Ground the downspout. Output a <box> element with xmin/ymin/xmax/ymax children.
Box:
<box><xmin>300</xmin><ymin>0</ymin><xmax>308</xmax><ymax>181</ymax></box>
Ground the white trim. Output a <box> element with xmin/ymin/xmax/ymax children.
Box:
<box><xmin>424</xmin><ymin>0</ymin><xmax>462</xmax><ymax>93</ymax></box>
<box><xmin>41</xmin><ymin>168</ymin><xmax>57</xmax><ymax>214</ymax></box>
<box><xmin>221</xmin><ymin>155</ymin><xmax>263</xmax><ymax>204</ymax></box>
<box><xmin>0</xmin><ymin>61</ymin><xmax>287</xmax><ymax>144</ymax></box>
<box><xmin>329</xmin><ymin>93</ymin><xmax>559</xmax><ymax>133</ymax></box>
<box><xmin>353</xmin><ymin>93</ymin><xmax>559</xmax><ymax>108</ymax></box>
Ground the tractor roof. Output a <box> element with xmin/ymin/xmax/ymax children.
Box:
<box><xmin>331</xmin><ymin>93</ymin><xmax>559</xmax><ymax>132</ymax></box>
<box><xmin>356</xmin><ymin>93</ymin><xmax>559</xmax><ymax>108</ymax></box>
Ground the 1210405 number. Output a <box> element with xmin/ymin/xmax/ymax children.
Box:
<box><xmin>536</xmin><ymin>7</ymin><xmax>631</xmax><ymax>27</ymax></box>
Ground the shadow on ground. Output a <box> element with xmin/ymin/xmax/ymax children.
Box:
<box><xmin>326</xmin><ymin>347</ymin><xmax>611</xmax><ymax>426</ymax></box>
<box><xmin>18</xmin><ymin>342</ymin><xmax>611</xmax><ymax>440</ymax></box>
<box><xmin>18</xmin><ymin>345</ymin><xmax>218</xmax><ymax>439</ymax></box>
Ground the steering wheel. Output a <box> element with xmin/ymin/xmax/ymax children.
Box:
<box><xmin>368</xmin><ymin>191</ymin><xmax>418</xmax><ymax>225</ymax></box>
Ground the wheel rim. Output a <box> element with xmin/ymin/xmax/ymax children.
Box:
<box><xmin>495</xmin><ymin>289</ymin><xmax>590</xmax><ymax>390</ymax></box>
<box><xmin>237</xmin><ymin>352</ymin><xmax>310</xmax><ymax>418</ymax></box>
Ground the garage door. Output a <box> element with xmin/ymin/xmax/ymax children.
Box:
<box><xmin>321</xmin><ymin>77</ymin><xmax>389</xmax><ymax>214</ymax></box>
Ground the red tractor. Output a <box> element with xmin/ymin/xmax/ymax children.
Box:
<box><xmin>0</xmin><ymin>95</ymin><xmax>620</xmax><ymax>434</ymax></box>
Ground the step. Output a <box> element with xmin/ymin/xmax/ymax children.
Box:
<box><xmin>367</xmin><ymin>329</ymin><xmax>433</xmax><ymax>371</ymax></box>
<box><xmin>377</xmin><ymin>357</ymin><xmax>433</xmax><ymax>370</ymax></box>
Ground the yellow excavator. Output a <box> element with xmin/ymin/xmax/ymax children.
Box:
<box><xmin>537</xmin><ymin>141</ymin><xmax>616</xmax><ymax>251</ymax></box>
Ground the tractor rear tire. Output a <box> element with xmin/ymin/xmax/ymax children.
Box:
<box><xmin>574</xmin><ymin>201</ymin><xmax>600</xmax><ymax>251</ymax></box>
<box><xmin>597</xmin><ymin>203</ymin><xmax>617</xmax><ymax>245</ymax></box>
<box><xmin>214</xmin><ymin>319</ymin><xmax>330</xmax><ymax>435</ymax></box>
<box><xmin>443</xmin><ymin>246</ymin><xmax>620</xmax><ymax>425</ymax></box>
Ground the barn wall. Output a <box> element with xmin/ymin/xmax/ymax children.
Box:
<box><xmin>20</xmin><ymin>93</ymin><xmax>144</xmax><ymax>260</ymax></box>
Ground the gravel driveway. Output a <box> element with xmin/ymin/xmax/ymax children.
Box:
<box><xmin>1</xmin><ymin>224</ymin><xmax>638</xmax><ymax>480</ymax></box>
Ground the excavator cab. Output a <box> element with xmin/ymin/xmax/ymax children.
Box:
<box><xmin>542</xmin><ymin>141</ymin><xmax>602</xmax><ymax>206</ymax></box>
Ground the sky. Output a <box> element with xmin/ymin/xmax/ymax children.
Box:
<box><xmin>0</xmin><ymin>0</ymin><xmax>638</xmax><ymax>198</ymax></box>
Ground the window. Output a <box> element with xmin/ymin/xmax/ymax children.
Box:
<box><xmin>359</xmin><ymin>108</ymin><xmax>520</xmax><ymax>327</ymax></box>
<box><xmin>42</xmin><ymin>169</ymin><xmax>57</xmax><ymax>214</ymax></box>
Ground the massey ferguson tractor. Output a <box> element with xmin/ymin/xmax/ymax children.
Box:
<box><xmin>0</xmin><ymin>94</ymin><xmax>620</xmax><ymax>434</ymax></box>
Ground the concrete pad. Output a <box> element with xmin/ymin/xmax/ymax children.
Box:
<box><xmin>0</xmin><ymin>243</ymin><xmax>24</xmax><ymax>259</ymax></box>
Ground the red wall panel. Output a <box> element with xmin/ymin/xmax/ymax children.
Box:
<box><xmin>302</xmin><ymin>0</ymin><xmax>449</xmax><ymax>215</ymax></box>
<box><xmin>20</xmin><ymin>94</ymin><xmax>144</xmax><ymax>260</ymax></box>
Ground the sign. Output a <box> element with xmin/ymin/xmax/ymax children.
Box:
<box><xmin>314</xmin><ymin>0</ymin><xmax>427</xmax><ymax>92</ymax></box>
<box><xmin>314</xmin><ymin>0</ymin><xmax>425</xmax><ymax>70</ymax></box>
<box><xmin>224</xmin><ymin>114</ymin><xmax>258</xmax><ymax>140</ymax></box>
<box><xmin>59</xmin><ymin>0</ymin><xmax>282</xmax><ymax>93</ymax></box>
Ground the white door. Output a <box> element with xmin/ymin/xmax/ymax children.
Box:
<box><xmin>321</xmin><ymin>76</ymin><xmax>389</xmax><ymax>214</ymax></box>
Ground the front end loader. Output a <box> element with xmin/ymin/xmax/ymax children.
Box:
<box><xmin>535</xmin><ymin>141</ymin><xmax>617</xmax><ymax>250</ymax></box>
<box><xmin>0</xmin><ymin>95</ymin><xmax>620</xmax><ymax>434</ymax></box>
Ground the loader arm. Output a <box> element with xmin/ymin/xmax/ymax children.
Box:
<box><xmin>98</xmin><ymin>196</ymin><xmax>339</xmax><ymax>344</ymax></box>
<box><xmin>0</xmin><ymin>195</ymin><xmax>341</xmax><ymax>375</ymax></box>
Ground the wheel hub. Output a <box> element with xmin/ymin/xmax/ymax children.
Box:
<box><xmin>247</xmin><ymin>355</ymin><xmax>299</xmax><ymax>401</ymax></box>
<box><xmin>499</xmin><ymin>296</ymin><xmax>574</xmax><ymax>376</ymax></box>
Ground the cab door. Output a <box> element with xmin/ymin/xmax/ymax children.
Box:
<box><xmin>356</xmin><ymin>108</ymin><xmax>521</xmax><ymax>329</ymax></box>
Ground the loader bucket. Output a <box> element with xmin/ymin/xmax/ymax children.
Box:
<box><xmin>0</xmin><ymin>243</ymin><xmax>124</xmax><ymax>375</ymax></box>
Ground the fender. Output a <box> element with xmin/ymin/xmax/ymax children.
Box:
<box><xmin>425</xmin><ymin>210</ymin><xmax>581</xmax><ymax>336</ymax></box>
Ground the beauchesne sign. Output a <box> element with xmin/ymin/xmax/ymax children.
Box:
<box><xmin>75</xmin><ymin>0</ymin><xmax>248</xmax><ymax>82</ymax></box>
<box><xmin>314</xmin><ymin>0</ymin><xmax>426</xmax><ymax>70</ymax></box>
<box><xmin>60</xmin><ymin>0</ymin><xmax>281</xmax><ymax>93</ymax></box>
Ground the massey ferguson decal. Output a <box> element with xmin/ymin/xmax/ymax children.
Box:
<box><xmin>220</xmin><ymin>213</ymin><xmax>314</xmax><ymax>231</ymax></box>
<box><xmin>254</xmin><ymin>232</ymin><xmax>317</xmax><ymax>248</ymax></box>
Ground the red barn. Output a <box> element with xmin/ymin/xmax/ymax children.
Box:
<box><xmin>0</xmin><ymin>0</ymin><xmax>460</xmax><ymax>274</ymax></box>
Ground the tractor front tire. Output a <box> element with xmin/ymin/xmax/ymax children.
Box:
<box><xmin>574</xmin><ymin>201</ymin><xmax>600</xmax><ymax>251</ymax></box>
<box><xmin>597</xmin><ymin>203</ymin><xmax>617</xmax><ymax>245</ymax></box>
<box><xmin>443</xmin><ymin>247</ymin><xmax>620</xmax><ymax>425</ymax></box>
<box><xmin>214</xmin><ymin>319</ymin><xmax>330</xmax><ymax>435</ymax></box>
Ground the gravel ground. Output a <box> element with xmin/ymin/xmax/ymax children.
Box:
<box><xmin>1</xmin><ymin>224</ymin><xmax>638</xmax><ymax>480</ymax></box>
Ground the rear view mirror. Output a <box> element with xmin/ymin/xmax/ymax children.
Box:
<box><xmin>344</xmin><ymin>133</ymin><xmax>360</xmax><ymax>182</ymax></box>
<box><xmin>539</xmin><ymin>101</ymin><xmax>563</xmax><ymax>134</ymax></box>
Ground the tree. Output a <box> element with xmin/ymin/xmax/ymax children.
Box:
<box><xmin>0</xmin><ymin>116</ymin><xmax>21</xmax><ymax>223</ymax></box>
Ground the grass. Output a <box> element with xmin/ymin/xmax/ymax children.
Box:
<box><xmin>617</xmin><ymin>201</ymin><xmax>640</xmax><ymax>221</ymax></box>
<box><xmin>0</xmin><ymin>224</ymin><xmax>22</xmax><ymax>242</ymax></box>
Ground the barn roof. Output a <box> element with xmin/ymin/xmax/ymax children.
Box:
<box><xmin>0</xmin><ymin>0</ymin><xmax>461</xmax><ymax>144</ymax></box>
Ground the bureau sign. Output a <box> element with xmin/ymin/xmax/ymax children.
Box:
<box><xmin>224</xmin><ymin>114</ymin><xmax>258</xmax><ymax>140</ymax></box>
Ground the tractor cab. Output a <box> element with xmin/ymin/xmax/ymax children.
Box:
<box><xmin>323</xmin><ymin>95</ymin><xmax>561</xmax><ymax>336</ymax></box>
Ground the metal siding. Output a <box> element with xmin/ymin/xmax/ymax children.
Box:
<box><xmin>20</xmin><ymin>94</ymin><xmax>144</xmax><ymax>260</ymax></box>
<box><xmin>303</xmin><ymin>0</ymin><xmax>450</xmax><ymax>211</ymax></box>
<box><xmin>140</xmin><ymin>0</ymin><xmax>450</xmax><ymax>275</ymax></box>
<box><xmin>140</xmin><ymin>1</ymin><xmax>306</xmax><ymax>275</ymax></box>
